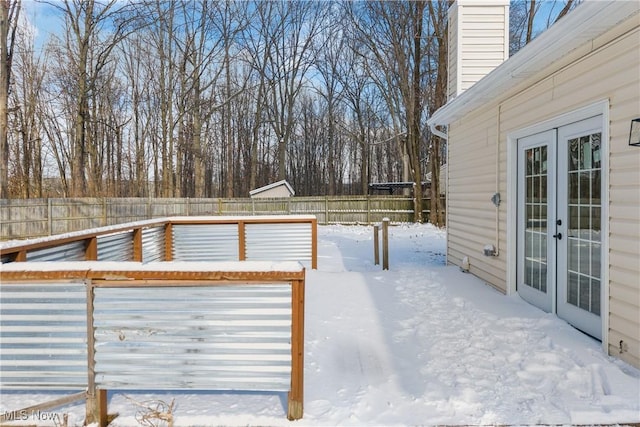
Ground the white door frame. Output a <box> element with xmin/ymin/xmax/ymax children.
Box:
<box><xmin>506</xmin><ymin>100</ymin><xmax>610</xmax><ymax>349</ymax></box>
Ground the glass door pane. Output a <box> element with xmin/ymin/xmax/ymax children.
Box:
<box><xmin>517</xmin><ymin>130</ymin><xmax>556</xmax><ymax>313</ymax></box>
<box><xmin>524</xmin><ymin>145</ymin><xmax>548</xmax><ymax>293</ymax></box>
<box><xmin>557</xmin><ymin>115</ymin><xmax>603</xmax><ymax>340</ymax></box>
<box><xmin>566</xmin><ymin>132</ymin><xmax>602</xmax><ymax>316</ymax></box>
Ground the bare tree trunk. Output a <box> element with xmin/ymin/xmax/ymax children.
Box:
<box><xmin>0</xmin><ymin>0</ymin><xmax>19</xmax><ymax>198</ymax></box>
<box><xmin>410</xmin><ymin>1</ymin><xmax>425</xmax><ymax>222</ymax></box>
<box><xmin>526</xmin><ymin>0</ymin><xmax>537</xmax><ymax>44</ymax></box>
<box><xmin>0</xmin><ymin>3</ymin><xmax>8</xmax><ymax>198</ymax></box>
<box><xmin>224</xmin><ymin>44</ymin><xmax>234</xmax><ymax>198</ymax></box>
<box><xmin>427</xmin><ymin>0</ymin><xmax>449</xmax><ymax>227</ymax></box>
<box><xmin>554</xmin><ymin>0</ymin><xmax>574</xmax><ymax>23</ymax></box>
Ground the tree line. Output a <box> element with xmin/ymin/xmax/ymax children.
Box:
<box><xmin>1</xmin><ymin>0</ymin><xmax>575</xmax><ymax>224</ymax></box>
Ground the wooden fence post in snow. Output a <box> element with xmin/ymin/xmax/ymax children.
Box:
<box><xmin>382</xmin><ymin>218</ymin><xmax>389</xmax><ymax>270</ymax></box>
<box><xmin>374</xmin><ymin>225</ymin><xmax>380</xmax><ymax>265</ymax></box>
<box><xmin>287</xmin><ymin>277</ymin><xmax>305</xmax><ymax>420</ymax></box>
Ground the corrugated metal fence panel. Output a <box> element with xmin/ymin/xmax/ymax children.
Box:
<box><xmin>97</xmin><ymin>231</ymin><xmax>134</xmax><ymax>262</ymax></box>
<box><xmin>142</xmin><ymin>226</ymin><xmax>165</xmax><ymax>263</ymax></box>
<box><xmin>26</xmin><ymin>241</ymin><xmax>86</xmax><ymax>262</ymax></box>
<box><xmin>0</xmin><ymin>282</ymin><xmax>88</xmax><ymax>389</ymax></box>
<box><xmin>172</xmin><ymin>224</ymin><xmax>239</xmax><ymax>261</ymax></box>
<box><xmin>93</xmin><ymin>285</ymin><xmax>292</xmax><ymax>391</ymax></box>
<box><xmin>245</xmin><ymin>223</ymin><xmax>312</xmax><ymax>263</ymax></box>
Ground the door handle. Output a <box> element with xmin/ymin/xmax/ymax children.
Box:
<box><xmin>553</xmin><ymin>233</ymin><xmax>562</xmax><ymax>240</ymax></box>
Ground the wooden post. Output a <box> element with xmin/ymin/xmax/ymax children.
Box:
<box><xmin>374</xmin><ymin>225</ymin><xmax>380</xmax><ymax>265</ymax></box>
<box><xmin>15</xmin><ymin>250</ymin><xmax>26</xmax><ymax>262</ymax></box>
<box><xmin>132</xmin><ymin>227</ymin><xmax>143</xmax><ymax>262</ymax></box>
<box><xmin>98</xmin><ymin>390</ymin><xmax>108</xmax><ymax>427</ymax></box>
<box><xmin>288</xmin><ymin>277</ymin><xmax>305</xmax><ymax>420</ymax></box>
<box><xmin>164</xmin><ymin>223</ymin><xmax>173</xmax><ymax>261</ymax></box>
<box><xmin>324</xmin><ymin>197</ymin><xmax>329</xmax><ymax>225</ymax></box>
<box><xmin>382</xmin><ymin>218</ymin><xmax>389</xmax><ymax>270</ymax></box>
<box><xmin>48</xmin><ymin>198</ymin><xmax>53</xmax><ymax>236</ymax></box>
<box><xmin>85</xmin><ymin>280</ymin><xmax>99</xmax><ymax>424</ymax></box>
<box><xmin>366</xmin><ymin>196</ymin><xmax>371</xmax><ymax>224</ymax></box>
<box><xmin>102</xmin><ymin>198</ymin><xmax>107</xmax><ymax>227</ymax></box>
<box><xmin>238</xmin><ymin>221</ymin><xmax>246</xmax><ymax>261</ymax></box>
<box><xmin>85</xmin><ymin>237</ymin><xmax>98</xmax><ymax>261</ymax></box>
<box><xmin>311</xmin><ymin>219</ymin><xmax>318</xmax><ymax>270</ymax></box>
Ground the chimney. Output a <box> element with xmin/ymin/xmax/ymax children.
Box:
<box><xmin>448</xmin><ymin>0</ymin><xmax>510</xmax><ymax>101</ymax></box>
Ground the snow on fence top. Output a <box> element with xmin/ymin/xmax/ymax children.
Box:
<box><xmin>0</xmin><ymin>215</ymin><xmax>318</xmax><ymax>269</ymax></box>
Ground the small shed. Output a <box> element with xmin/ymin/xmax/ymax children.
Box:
<box><xmin>250</xmin><ymin>180</ymin><xmax>295</xmax><ymax>199</ymax></box>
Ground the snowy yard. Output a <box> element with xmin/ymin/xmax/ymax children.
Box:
<box><xmin>2</xmin><ymin>224</ymin><xmax>639</xmax><ymax>426</ymax></box>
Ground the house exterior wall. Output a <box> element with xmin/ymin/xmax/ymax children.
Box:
<box><xmin>447</xmin><ymin>0</ymin><xmax>509</xmax><ymax>100</ymax></box>
<box><xmin>447</xmin><ymin>19</ymin><xmax>640</xmax><ymax>367</ymax></box>
<box><xmin>251</xmin><ymin>185</ymin><xmax>293</xmax><ymax>199</ymax></box>
<box><xmin>447</xmin><ymin>4</ymin><xmax>458</xmax><ymax>100</ymax></box>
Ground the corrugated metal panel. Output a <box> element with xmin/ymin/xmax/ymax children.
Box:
<box><xmin>245</xmin><ymin>223</ymin><xmax>312</xmax><ymax>263</ymax></box>
<box><xmin>172</xmin><ymin>224</ymin><xmax>239</xmax><ymax>261</ymax></box>
<box><xmin>0</xmin><ymin>282</ymin><xmax>88</xmax><ymax>389</ymax></box>
<box><xmin>26</xmin><ymin>241</ymin><xmax>85</xmax><ymax>262</ymax></box>
<box><xmin>93</xmin><ymin>285</ymin><xmax>292</xmax><ymax>391</ymax></box>
<box><xmin>142</xmin><ymin>226</ymin><xmax>165</xmax><ymax>263</ymax></box>
<box><xmin>97</xmin><ymin>231</ymin><xmax>134</xmax><ymax>262</ymax></box>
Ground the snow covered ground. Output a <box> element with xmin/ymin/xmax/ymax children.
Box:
<box><xmin>2</xmin><ymin>224</ymin><xmax>639</xmax><ymax>426</ymax></box>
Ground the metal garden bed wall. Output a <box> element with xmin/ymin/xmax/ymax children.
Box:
<box><xmin>0</xmin><ymin>215</ymin><xmax>318</xmax><ymax>269</ymax></box>
<box><xmin>0</xmin><ymin>262</ymin><xmax>306</xmax><ymax>425</ymax></box>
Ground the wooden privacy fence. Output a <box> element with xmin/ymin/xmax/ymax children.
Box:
<box><xmin>0</xmin><ymin>262</ymin><xmax>306</xmax><ymax>424</ymax></box>
<box><xmin>0</xmin><ymin>196</ymin><xmax>445</xmax><ymax>240</ymax></box>
<box><xmin>0</xmin><ymin>215</ymin><xmax>318</xmax><ymax>270</ymax></box>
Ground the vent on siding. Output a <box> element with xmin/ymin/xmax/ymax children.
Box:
<box><xmin>245</xmin><ymin>223</ymin><xmax>312</xmax><ymax>263</ymax></box>
<box><xmin>172</xmin><ymin>224</ymin><xmax>239</xmax><ymax>261</ymax></box>
<box><xmin>26</xmin><ymin>241</ymin><xmax>86</xmax><ymax>262</ymax></box>
<box><xmin>0</xmin><ymin>282</ymin><xmax>88</xmax><ymax>389</ymax></box>
<box><xmin>97</xmin><ymin>231</ymin><xmax>134</xmax><ymax>262</ymax></box>
<box><xmin>93</xmin><ymin>285</ymin><xmax>292</xmax><ymax>391</ymax></box>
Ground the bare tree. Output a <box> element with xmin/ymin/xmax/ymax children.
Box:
<box><xmin>48</xmin><ymin>0</ymin><xmax>136</xmax><ymax>196</ymax></box>
<box><xmin>1</xmin><ymin>0</ymin><xmax>20</xmax><ymax>197</ymax></box>
<box><xmin>311</xmin><ymin>7</ymin><xmax>345</xmax><ymax>196</ymax></box>
<box><xmin>425</xmin><ymin>0</ymin><xmax>449</xmax><ymax>227</ymax></box>
<box><xmin>10</xmin><ymin>20</ymin><xmax>46</xmax><ymax>197</ymax></box>
<box><xmin>260</xmin><ymin>1</ymin><xmax>327</xmax><ymax>182</ymax></box>
<box><xmin>511</xmin><ymin>0</ymin><xmax>580</xmax><ymax>55</ymax></box>
<box><xmin>350</xmin><ymin>1</ymin><xmax>429</xmax><ymax>222</ymax></box>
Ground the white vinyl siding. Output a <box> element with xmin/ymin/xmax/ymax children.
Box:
<box><xmin>448</xmin><ymin>1</ymin><xmax>509</xmax><ymax>98</ymax></box>
<box><xmin>447</xmin><ymin>21</ymin><xmax>639</xmax><ymax>366</ymax></box>
<box><xmin>447</xmin><ymin>5</ymin><xmax>459</xmax><ymax>100</ymax></box>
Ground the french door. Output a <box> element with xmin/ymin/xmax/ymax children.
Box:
<box><xmin>517</xmin><ymin>116</ymin><xmax>603</xmax><ymax>340</ymax></box>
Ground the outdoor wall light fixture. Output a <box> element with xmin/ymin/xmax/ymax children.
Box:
<box><xmin>629</xmin><ymin>118</ymin><xmax>640</xmax><ymax>147</ymax></box>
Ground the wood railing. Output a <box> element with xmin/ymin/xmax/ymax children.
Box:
<box><xmin>0</xmin><ymin>262</ymin><xmax>306</xmax><ymax>424</ymax></box>
<box><xmin>1</xmin><ymin>215</ymin><xmax>317</xmax><ymax>269</ymax></box>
